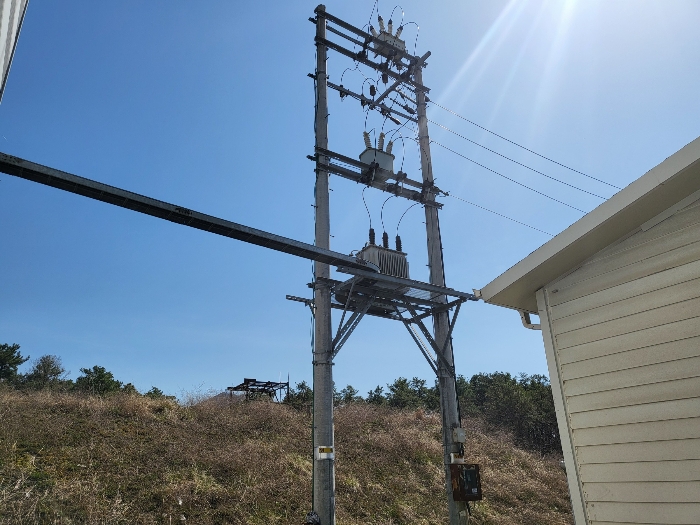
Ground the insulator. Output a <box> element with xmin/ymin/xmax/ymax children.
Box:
<box><xmin>370</xmin><ymin>25</ymin><xmax>378</xmax><ymax>38</ymax></box>
<box><xmin>369</xmin><ymin>227</ymin><xmax>376</xmax><ymax>245</ymax></box>
<box><xmin>395</xmin><ymin>25</ymin><xmax>403</xmax><ymax>38</ymax></box>
<box><xmin>369</xmin><ymin>85</ymin><xmax>376</xmax><ymax>97</ymax></box>
<box><xmin>395</xmin><ymin>235</ymin><xmax>402</xmax><ymax>252</ymax></box>
<box><xmin>388</xmin><ymin>19</ymin><xmax>393</xmax><ymax>35</ymax></box>
<box><xmin>385</xmin><ymin>140</ymin><xmax>394</xmax><ymax>155</ymax></box>
<box><xmin>382</xmin><ymin>72</ymin><xmax>388</xmax><ymax>84</ymax></box>
<box><xmin>377</xmin><ymin>132</ymin><xmax>385</xmax><ymax>151</ymax></box>
<box><xmin>363</xmin><ymin>131</ymin><xmax>372</xmax><ymax>149</ymax></box>
<box><xmin>382</xmin><ymin>231</ymin><xmax>389</xmax><ymax>248</ymax></box>
<box><xmin>378</xmin><ymin>15</ymin><xmax>385</xmax><ymax>33</ymax></box>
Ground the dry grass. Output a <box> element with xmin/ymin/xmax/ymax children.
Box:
<box><xmin>0</xmin><ymin>388</ymin><xmax>572</xmax><ymax>524</ymax></box>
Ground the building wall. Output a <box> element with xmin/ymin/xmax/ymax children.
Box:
<box><xmin>0</xmin><ymin>0</ymin><xmax>29</xmax><ymax>101</ymax></box>
<box><xmin>537</xmin><ymin>197</ymin><xmax>700</xmax><ymax>525</ymax></box>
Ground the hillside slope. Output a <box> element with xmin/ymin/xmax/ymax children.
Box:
<box><xmin>0</xmin><ymin>389</ymin><xmax>572</xmax><ymax>524</ymax></box>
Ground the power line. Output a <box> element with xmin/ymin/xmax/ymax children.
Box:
<box><xmin>428</xmin><ymin>118</ymin><xmax>608</xmax><ymax>200</ymax></box>
<box><xmin>429</xmin><ymin>139</ymin><xmax>586</xmax><ymax>213</ymax></box>
<box><xmin>427</xmin><ymin>100</ymin><xmax>622</xmax><ymax>190</ymax></box>
<box><xmin>447</xmin><ymin>194</ymin><xmax>554</xmax><ymax>237</ymax></box>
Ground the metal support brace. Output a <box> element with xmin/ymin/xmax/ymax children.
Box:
<box><xmin>395</xmin><ymin>306</ymin><xmax>438</xmax><ymax>375</ymax></box>
<box><xmin>403</xmin><ymin>303</ymin><xmax>457</xmax><ymax>378</ymax></box>
<box><xmin>331</xmin><ymin>296</ymin><xmax>375</xmax><ymax>358</ymax></box>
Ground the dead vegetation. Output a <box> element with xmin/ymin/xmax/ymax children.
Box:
<box><xmin>0</xmin><ymin>388</ymin><xmax>572</xmax><ymax>524</ymax></box>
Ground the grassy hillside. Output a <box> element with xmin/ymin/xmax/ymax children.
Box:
<box><xmin>0</xmin><ymin>388</ymin><xmax>572</xmax><ymax>524</ymax></box>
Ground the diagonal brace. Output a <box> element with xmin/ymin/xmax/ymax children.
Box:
<box><xmin>403</xmin><ymin>303</ymin><xmax>457</xmax><ymax>378</ymax></box>
<box><xmin>331</xmin><ymin>296</ymin><xmax>375</xmax><ymax>358</ymax></box>
<box><xmin>395</xmin><ymin>306</ymin><xmax>438</xmax><ymax>375</ymax></box>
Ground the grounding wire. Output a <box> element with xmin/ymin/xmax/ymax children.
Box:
<box><xmin>447</xmin><ymin>194</ymin><xmax>553</xmax><ymax>236</ymax></box>
<box><xmin>428</xmin><ymin>118</ymin><xmax>608</xmax><ymax>200</ymax></box>
<box><xmin>428</xmin><ymin>100</ymin><xmax>622</xmax><ymax>190</ymax></box>
<box><xmin>430</xmin><ymin>139</ymin><xmax>586</xmax><ymax>213</ymax></box>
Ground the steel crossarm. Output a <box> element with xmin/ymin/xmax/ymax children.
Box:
<box><xmin>326</xmin><ymin>81</ymin><xmax>418</xmax><ymax>123</ymax></box>
<box><xmin>336</xmin><ymin>266</ymin><xmax>478</xmax><ymax>300</ymax></box>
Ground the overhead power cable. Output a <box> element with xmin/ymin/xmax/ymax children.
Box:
<box><xmin>447</xmin><ymin>194</ymin><xmax>554</xmax><ymax>237</ymax></box>
<box><xmin>428</xmin><ymin>118</ymin><xmax>608</xmax><ymax>200</ymax></box>
<box><xmin>428</xmin><ymin>100</ymin><xmax>622</xmax><ymax>190</ymax></box>
<box><xmin>430</xmin><ymin>139</ymin><xmax>586</xmax><ymax>213</ymax></box>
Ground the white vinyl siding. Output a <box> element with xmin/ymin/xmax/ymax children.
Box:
<box><xmin>539</xmin><ymin>199</ymin><xmax>700</xmax><ymax>525</ymax></box>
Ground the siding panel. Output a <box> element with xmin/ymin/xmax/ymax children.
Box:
<box><xmin>573</xmin><ymin>418</ymin><xmax>700</xmax><ymax>447</ymax></box>
<box><xmin>556</xmin><ymin>297</ymin><xmax>700</xmax><ymax>350</ymax></box>
<box><xmin>586</xmin><ymin>200</ymin><xmax>700</xmax><ymax>265</ymax></box>
<box><xmin>558</xmin><ymin>317</ymin><xmax>700</xmax><ymax>365</ymax></box>
<box><xmin>548</xmin><ymin>239</ymin><xmax>700</xmax><ymax>307</ymax></box>
<box><xmin>579</xmin><ymin>459</ymin><xmax>700</xmax><ymax>483</ymax></box>
<box><xmin>563</xmin><ymin>357</ymin><xmax>700</xmax><ymax>396</ymax></box>
<box><xmin>583</xmin><ymin>481</ymin><xmax>700</xmax><ymax>503</ymax></box>
<box><xmin>570</xmin><ymin>398</ymin><xmax>700</xmax><ymax>429</ymax></box>
<box><xmin>554</xmin><ymin>224</ymin><xmax>700</xmax><ymax>295</ymax></box>
<box><xmin>551</xmin><ymin>259</ymin><xmax>700</xmax><ymax>321</ymax></box>
<box><xmin>586</xmin><ymin>502</ymin><xmax>700</xmax><ymax>524</ymax></box>
<box><xmin>566</xmin><ymin>377</ymin><xmax>700</xmax><ymax>413</ymax></box>
<box><xmin>561</xmin><ymin>338</ymin><xmax>700</xmax><ymax>381</ymax></box>
<box><xmin>553</xmin><ymin>277</ymin><xmax>700</xmax><ymax>334</ymax></box>
<box><xmin>576</xmin><ymin>438</ymin><xmax>700</xmax><ymax>464</ymax></box>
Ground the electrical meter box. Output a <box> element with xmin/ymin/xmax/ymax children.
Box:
<box><xmin>450</xmin><ymin>463</ymin><xmax>482</xmax><ymax>502</ymax></box>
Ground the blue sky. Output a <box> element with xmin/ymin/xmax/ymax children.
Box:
<box><xmin>1</xmin><ymin>1</ymin><xmax>699</xmax><ymax>397</ymax></box>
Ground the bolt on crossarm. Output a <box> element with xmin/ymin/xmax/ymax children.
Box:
<box><xmin>414</xmin><ymin>66</ymin><xmax>470</xmax><ymax>525</ymax></box>
<box><xmin>312</xmin><ymin>5</ymin><xmax>336</xmax><ymax>525</ymax></box>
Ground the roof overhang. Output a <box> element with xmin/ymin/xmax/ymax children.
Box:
<box><xmin>479</xmin><ymin>136</ymin><xmax>700</xmax><ymax>313</ymax></box>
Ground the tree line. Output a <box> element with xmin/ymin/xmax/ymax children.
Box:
<box><xmin>285</xmin><ymin>373</ymin><xmax>561</xmax><ymax>455</ymax></box>
<box><xmin>0</xmin><ymin>343</ymin><xmax>169</xmax><ymax>399</ymax></box>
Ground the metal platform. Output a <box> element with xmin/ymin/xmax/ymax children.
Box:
<box><xmin>287</xmin><ymin>267</ymin><xmax>478</xmax><ymax>376</ymax></box>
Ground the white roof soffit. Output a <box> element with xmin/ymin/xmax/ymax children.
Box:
<box><xmin>480</xmin><ymin>136</ymin><xmax>700</xmax><ymax>313</ymax></box>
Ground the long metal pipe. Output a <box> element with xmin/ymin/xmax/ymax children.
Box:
<box><xmin>0</xmin><ymin>152</ymin><xmax>376</xmax><ymax>273</ymax></box>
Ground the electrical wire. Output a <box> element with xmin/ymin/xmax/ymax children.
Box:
<box><xmin>396</xmin><ymin>202</ymin><xmax>419</xmax><ymax>234</ymax></box>
<box><xmin>380</xmin><ymin>195</ymin><xmax>394</xmax><ymax>232</ymax></box>
<box><xmin>447</xmin><ymin>194</ymin><xmax>554</xmax><ymax>236</ymax></box>
<box><xmin>428</xmin><ymin>100</ymin><xmax>622</xmax><ymax>190</ymax></box>
<box><xmin>430</xmin><ymin>139</ymin><xmax>586</xmax><ymax>213</ymax></box>
<box><xmin>362</xmin><ymin>186</ymin><xmax>373</xmax><ymax>228</ymax></box>
<box><xmin>428</xmin><ymin>118</ymin><xmax>608</xmax><ymax>200</ymax></box>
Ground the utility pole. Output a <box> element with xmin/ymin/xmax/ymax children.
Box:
<box><xmin>312</xmin><ymin>5</ymin><xmax>335</xmax><ymax>525</ymax></box>
<box><xmin>415</xmin><ymin>67</ymin><xmax>469</xmax><ymax>525</ymax></box>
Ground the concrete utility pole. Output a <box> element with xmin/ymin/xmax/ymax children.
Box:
<box><xmin>312</xmin><ymin>5</ymin><xmax>335</xmax><ymax>525</ymax></box>
<box><xmin>415</xmin><ymin>67</ymin><xmax>469</xmax><ymax>525</ymax></box>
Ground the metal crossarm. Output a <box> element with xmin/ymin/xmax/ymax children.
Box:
<box><xmin>326</xmin><ymin>81</ymin><xmax>418</xmax><ymax>123</ymax></box>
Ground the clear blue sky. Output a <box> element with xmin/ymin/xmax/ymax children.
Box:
<box><xmin>1</xmin><ymin>1</ymin><xmax>699</xmax><ymax>397</ymax></box>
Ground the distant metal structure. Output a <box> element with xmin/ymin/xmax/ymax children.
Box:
<box><xmin>0</xmin><ymin>0</ymin><xmax>29</xmax><ymax>103</ymax></box>
<box><xmin>227</xmin><ymin>378</ymin><xmax>290</xmax><ymax>402</ymax></box>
